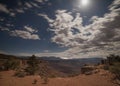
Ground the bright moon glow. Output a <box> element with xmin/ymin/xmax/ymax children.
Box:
<box><xmin>81</xmin><ymin>0</ymin><xmax>89</xmax><ymax>6</ymax></box>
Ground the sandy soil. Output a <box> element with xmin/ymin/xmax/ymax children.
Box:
<box><xmin>0</xmin><ymin>70</ymin><xmax>118</xmax><ymax>86</ymax></box>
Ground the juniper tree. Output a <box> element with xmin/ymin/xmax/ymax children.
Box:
<box><xmin>26</xmin><ymin>55</ymin><xmax>39</xmax><ymax>75</ymax></box>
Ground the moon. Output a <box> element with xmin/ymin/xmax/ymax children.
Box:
<box><xmin>81</xmin><ymin>0</ymin><xmax>89</xmax><ymax>6</ymax></box>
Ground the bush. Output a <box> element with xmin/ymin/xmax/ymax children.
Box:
<box><xmin>103</xmin><ymin>65</ymin><xmax>109</xmax><ymax>70</ymax></box>
<box><xmin>32</xmin><ymin>79</ymin><xmax>37</xmax><ymax>84</ymax></box>
<box><xmin>109</xmin><ymin>63</ymin><xmax>120</xmax><ymax>80</ymax></box>
<box><xmin>26</xmin><ymin>66</ymin><xmax>39</xmax><ymax>75</ymax></box>
<box><xmin>4</xmin><ymin>58</ymin><xmax>20</xmax><ymax>70</ymax></box>
<box><xmin>81</xmin><ymin>66</ymin><xmax>94</xmax><ymax>74</ymax></box>
<box><xmin>14</xmin><ymin>71</ymin><xmax>26</xmax><ymax>78</ymax></box>
<box><xmin>42</xmin><ymin>77</ymin><xmax>49</xmax><ymax>84</ymax></box>
<box><xmin>107</xmin><ymin>54</ymin><xmax>120</xmax><ymax>65</ymax></box>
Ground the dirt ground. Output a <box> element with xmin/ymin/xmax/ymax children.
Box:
<box><xmin>0</xmin><ymin>70</ymin><xmax>118</xmax><ymax>86</ymax></box>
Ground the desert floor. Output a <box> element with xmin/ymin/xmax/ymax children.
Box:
<box><xmin>0</xmin><ymin>70</ymin><xmax>118</xmax><ymax>86</ymax></box>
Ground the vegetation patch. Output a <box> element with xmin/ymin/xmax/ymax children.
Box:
<box><xmin>14</xmin><ymin>70</ymin><xmax>26</xmax><ymax>78</ymax></box>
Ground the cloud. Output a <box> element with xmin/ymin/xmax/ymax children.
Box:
<box><xmin>17</xmin><ymin>0</ymin><xmax>48</xmax><ymax>11</ymax></box>
<box><xmin>0</xmin><ymin>26</ymin><xmax>9</xmax><ymax>31</ymax></box>
<box><xmin>87</xmin><ymin>0</ymin><xmax>120</xmax><ymax>46</ymax></box>
<box><xmin>0</xmin><ymin>4</ymin><xmax>16</xmax><ymax>17</ymax></box>
<box><xmin>0</xmin><ymin>0</ymin><xmax>50</xmax><ymax>36</ymax></box>
<box><xmin>0</xmin><ymin>0</ymin><xmax>48</xmax><ymax>16</ymax></box>
<box><xmin>10</xmin><ymin>30</ymin><xmax>40</xmax><ymax>40</ymax></box>
<box><xmin>38</xmin><ymin>14</ymin><xmax>54</xmax><ymax>22</ymax></box>
<box><xmin>0</xmin><ymin>28</ymin><xmax>9</xmax><ymax>31</ymax></box>
<box><xmin>109</xmin><ymin>0</ymin><xmax>120</xmax><ymax>11</ymax></box>
<box><xmin>25</xmin><ymin>2</ymin><xmax>33</xmax><ymax>8</ymax></box>
<box><xmin>10</xmin><ymin>26</ymin><xmax>40</xmax><ymax>40</ymax></box>
<box><xmin>15</xmin><ymin>9</ymin><xmax>24</xmax><ymax>13</ymax></box>
<box><xmin>40</xmin><ymin>0</ymin><xmax>120</xmax><ymax>58</ymax></box>
<box><xmin>39</xmin><ymin>10</ymin><xmax>90</xmax><ymax>47</ymax></box>
<box><xmin>1</xmin><ymin>0</ymin><xmax>120</xmax><ymax>58</ymax></box>
<box><xmin>0</xmin><ymin>4</ymin><xmax>9</xmax><ymax>13</ymax></box>
<box><xmin>43</xmin><ymin>50</ymin><xmax>50</xmax><ymax>53</ymax></box>
<box><xmin>0</xmin><ymin>0</ymin><xmax>49</xmax><ymax>35</ymax></box>
<box><xmin>24</xmin><ymin>26</ymin><xmax>38</xmax><ymax>33</ymax></box>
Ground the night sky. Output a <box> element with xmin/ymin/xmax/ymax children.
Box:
<box><xmin>0</xmin><ymin>0</ymin><xmax>120</xmax><ymax>59</ymax></box>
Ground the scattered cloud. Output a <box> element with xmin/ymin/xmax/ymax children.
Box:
<box><xmin>24</xmin><ymin>26</ymin><xmax>38</xmax><ymax>33</ymax></box>
<box><xmin>0</xmin><ymin>4</ymin><xmax>9</xmax><ymax>13</ymax></box>
<box><xmin>0</xmin><ymin>0</ymin><xmax>120</xmax><ymax>58</ymax></box>
<box><xmin>9</xmin><ymin>26</ymin><xmax>40</xmax><ymax>40</ymax></box>
<box><xmin>15</xmin><ymin>9</ymin><xmax>24</xmax><ymax>13</ymax></box>
<box><xmin>0</xmin><ymin>28</ymin><xmax>9</xmax><ymax>31</ymax></box>
<box><xmin>25</xmin><ymin>2</ymin><xmax>33</xmax><ymax>8</ymax></box>
<box><xmin>39</xmin><ymin>0</ymin><xmax>120</xmax><ymax>58</ymax></box>
<box><xmin>43</xmin><ymin>50</ymin><xmax>50</xmax><ymax>53</ymax></box>
<box><xmin>0</xmin><ymin>0</ymin><xmax>49</xmax><ymax>35</ymax></box>
<box><xmin>0</xmin><ymin>0</ymin><xmax>48</xmax><ymax>17</ymax></box>
<box><xmin>38</xmin><ymin>14</ymin><xmax>54</xmax><ymax>22</ymax></box>
<box><xmin>0</xmin><ymin>26</ymin><xmax>9</xmax><ymax>31</ymax></box>
<box><xmin>0</xmin><ymin>4</ymin><xmax>16</xmax><ymax>17</ymax></box>
<box><xmin>10</xmin><ymin>30</ymin><xmax>40</xmax><ymax>40</ymax></box>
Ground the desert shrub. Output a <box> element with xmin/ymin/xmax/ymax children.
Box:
<box><xmin>103</xmin><ymin>65</ymin><xmax>109</xmax><ymax>70</ymax></box>
<box><xmin>39</xmin><ymin>68</ymin><xmax>50</xmax><ymax>84</ymax></box>
<box><xmin>0</xmin><ymin>59</ymin><xmax>6</xmax><ymax>71</ymax></box>
<box><xmin>39</xmin><ymin>71</ymin><xmax>49</xmax><ymax>84</ymax></box>
<box><xmin>4</xmin><ymin>58</ymin><xmax>20</xmax><ymax>70</ymax></box>
<box><xmin>103</xmin><ymin>54</ymin><xmax>120</xmax><ymax>85</ymax></box>
<box><xmin>26</xmin><ymin>55</ymin><xmax>39</xmax><ymax>75</ymax></box>
<box><xmin>107</xmin><ymin>54</ymin><xmax>120</xmax><ymax>65</ymax></box>
<box><xmin>81</xmin><ymin>66</ymin><xmax>94</xmax><ymax>74</ymax></box>
<box><xmin>26</xmin><ymin>66</ymin><xmax>39</xmax><ymax>75</ymax></box>
<box><xmin>42</xmin><ymin>77</ymin><xmax>49</xmax><ymax>84</ymax></box>
<box><xmin>14</xmin><ymin>70</ymin><xmax>26</xmax><ymax>78</ymax></box>
<box><xmin>109</xmin><ymin>63</ymin><xmax>120</xmax><ymax>80</ymax></box>
<box><xmin>67</xmin><ymin>72</ymin><xmax>80</xmax><ymax>77</ymax></box>
<box><xmin>32</xmin><ymin>79</ymin><xmax>37</xmax><ymax>84</ymax></box>
<box><xmin>101</xmin><ymin>59</ymin><xmax>107</xmax><ymax>64</ymax></box>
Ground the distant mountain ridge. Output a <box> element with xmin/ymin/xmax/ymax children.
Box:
<box><xmin>0</xmin><ymin>53</ymin><xmax>103</xmax><ymax>77</ymax></box>
<box><xmin>37</xmin><ymin>56</ymin><xmax>103</xmax><ymax>76</ymax></box>
<box><xmin>38</xmin><ymin>56</ymin><xmax>102</xmax><ymax>65</ymax></box>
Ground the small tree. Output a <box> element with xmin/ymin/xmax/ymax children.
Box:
<box><xmin>26</xmin><ymin>55</ymin><xmax>39</xmax><ymax>75</ymax></box>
